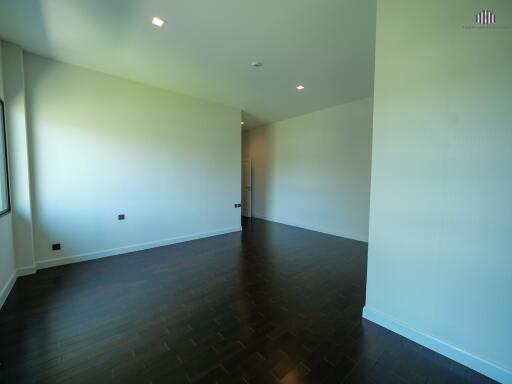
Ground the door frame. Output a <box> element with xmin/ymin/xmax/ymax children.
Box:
<box><xmin>242</xmin><ymin>159</ymin><xmax>252</xmax><ymax>217</ymax></box>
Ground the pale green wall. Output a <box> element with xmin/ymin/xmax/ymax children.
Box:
<box><xmin>365</xmin><ymin>1</ymin><xmax>512</xmax><ymax>382</ymax></box>
<box><xmin>0</xmin><ymin>41</ymin><xmax>17</xmax><ymax>307</ymax></box>
<box><xmin>0</xmin><ymin>42</ymin><xmax>7</xmax><ymax>210</ymax></box>
<box><xmin>2</xmin><ymin>42</ymin><xmax>36</xmax><ymax>271</ymax></box>
<box><xmin>24</xmin><ymin>54</ymin><xmax>241</xmax><ymax>264</ymax></box>
<box><xmin>246</xmin><ymin>97</ymin><xmax>373</xmax><ymax>241</ymax></box>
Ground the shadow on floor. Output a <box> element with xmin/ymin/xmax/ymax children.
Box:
<box><xmin>0</xmin><ymin>218</ymin><xmax>494</xmax><ymax>383</ymax></box>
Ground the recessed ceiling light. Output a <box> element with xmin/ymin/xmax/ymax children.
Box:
<box><xmin>296</xmin><ymin>85</ymin><xmax>305</xmax><ymax>90</ymax></box>
<box><xmin>152</xmin><ymin>17</ymin><xmax>165</xmax><ymax>27</ymax></box>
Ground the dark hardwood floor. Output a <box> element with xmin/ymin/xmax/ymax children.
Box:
<box><xmin>0</xmin><ymin>218</ymin><xmax>494</xmax><ymax>384</ymax></box>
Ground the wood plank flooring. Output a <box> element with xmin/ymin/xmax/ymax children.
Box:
<box><xmin>0</xmin><ymin>218</ymin><xmax>495</xmax><ymax>383</ymax></box>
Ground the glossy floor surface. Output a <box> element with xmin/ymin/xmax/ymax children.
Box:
<box><xmin>0</xmin><ymin>218</ymin><xmax>495</xmax><ymax>383</ymax></box>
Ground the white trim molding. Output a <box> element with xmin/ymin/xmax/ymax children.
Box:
<box><xmin>0</xmin><ymin>270</ymin><xmax>17</xmax><ymax>309</ymax></box>
<box><xmin>1</xmin><ymin>227</ymin><xmax>241</xmax><ymax>310</ymax></box>
<box><xmin>36</xmin><ymin>226</ymin><xmax>242</xmax><ymax>270</ymax></box>
<box><xmin>17</xmin><ymin>265</ymin><xmax>37</xmax><ymax>276</ymax></box>
<box><xmin>252</xmin><ymin>215</ymin><xmax>368</xmax><ymax>243</ymax></box>
<box><xmin>363</xmin><ymin>306</ymin><xmax>511</xmax><ymax>384</ymax></box>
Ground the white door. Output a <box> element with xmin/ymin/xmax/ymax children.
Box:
<box><xmin>242</xmin><ymin>159</ymin><xmax>252</xmax><ymax>217</ymax></box>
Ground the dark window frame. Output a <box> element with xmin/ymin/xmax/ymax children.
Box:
<box><xmin>0</xmin><ymin>98</ymin><xmax>11</xmax><ymax>217</ymax></box>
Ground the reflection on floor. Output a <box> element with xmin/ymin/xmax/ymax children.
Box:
<box><xmin>0</xmin><ymin>218</ymin><xmax>494</xmax><ymax>383</ymax></box>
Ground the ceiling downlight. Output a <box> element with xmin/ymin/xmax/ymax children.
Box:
<box><xmin>152</xmin><ymin>17</ymin><xmax>165</xmax><ymax>27</ymax></box>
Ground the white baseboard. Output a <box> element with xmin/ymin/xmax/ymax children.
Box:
<box><xmin>362</xmin><ymin>306</ymin><xmax>511</xmax><ymax>384</ymax></box>
<box><xmin>252</xmin><ymin>214</ymin><xmax>368</xmax><ymax>243</ymax></box>
<box><xmin>36</xmin><ymin>226</ymin><xmax>242</xmax><ymax>270</ymax></box>
<box><xmin>0</xmin><ymin>270</ymin><xmax>17</xmax><ymax>310</ymax></box>
<box><xmin>1</xmin><ymin>227</ymin><xmax>241</xmax><ymax>310</ymax></box>
<box><xmin>17</xmin><ymin>265</ymin><xmax>37</xmax><ymax>276</ymax></box>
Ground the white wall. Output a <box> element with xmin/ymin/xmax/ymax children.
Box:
<box><xmin>245</xmin><ymin>97</ymin><xmax>373</xmax><ymax>242</ymax></box>
<box><xmin>24</xmin><ymin>54</ymin><xmax>242</xmax><ymax>266</ymax></box>
<box><xmin>2</xmin><ymin>42</ymin><xmax>36</xmax><ymax>272</ymax></box>
<box><xmin>364</xmin><ymin>1</ymin><xmax>512</xmax><ymax>382</ymax></box>
<box><xmin>0</xmin><ymin>95</ymin><xmax>7</xmax><ymax>210</ymax></box>
<box><xmin>0</xmin><ymin>41</ymin><xmax>17</xmax><ymax>309</ymax></box>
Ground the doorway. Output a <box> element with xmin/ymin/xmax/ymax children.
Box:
<box><xmin>242</xmin><ymin>159</ymin><xmax>252</xmax><ymax>217</ymax></box>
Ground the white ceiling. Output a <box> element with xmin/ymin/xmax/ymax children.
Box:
<box><xmin>0</xmin><ymin>0</ymin><xmax>376</xmax><ymax>127</ymax></box>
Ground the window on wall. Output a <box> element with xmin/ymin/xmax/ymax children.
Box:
<box><xmin>0</xmin><ymin>99</ymin><xmax>10</xmax><ymax>216</ymax></box>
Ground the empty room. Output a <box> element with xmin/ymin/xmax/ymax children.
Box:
<box><xmin>0</xmin><ymin>1</ymin><xmax>510</xmax><ymax>383</ymax></box>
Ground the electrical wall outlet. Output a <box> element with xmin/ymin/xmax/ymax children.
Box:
<box><xmin>52</xmin><ymin>243</ymin><xmax>61</xmax><ymax>251</ymax></box>
<box><xmin>118</xmin><ymin>214</ymin><xmax>125</xmax><ymax>220</ymax></box>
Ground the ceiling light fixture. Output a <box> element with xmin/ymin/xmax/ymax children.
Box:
<box><xmin>296</xmin><ymin>85</ymin><xmax>305</xmax><ymax>90</ymax></box>
<box><xmin>251</xmin><ymin>61</ymin><xmax>263</xmax><ymax>68</ymax></box>
<box><xmin>152</xmin><ymin>17</ymin><xmax>165</xmax><ymax>27</ymax></box>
